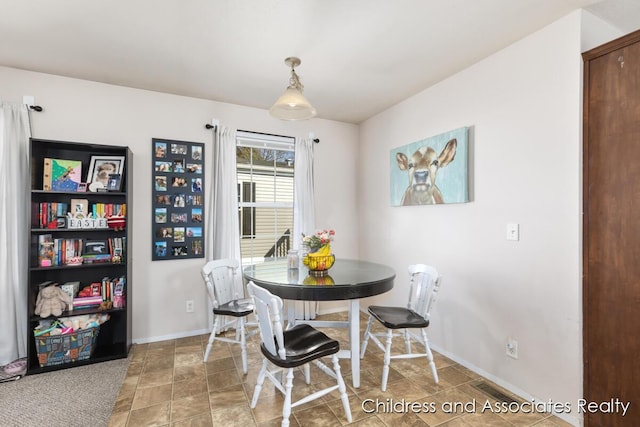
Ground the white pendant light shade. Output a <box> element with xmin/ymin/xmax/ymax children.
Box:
<box><xmin>270</xmin><ymin>57</ymin><xmax>317</xmax><ymax>121</ymax></box>
<box><xmin>270</xmin><ymin>87</ymin><xmax>317</xmax><ymax>120</ymax></box>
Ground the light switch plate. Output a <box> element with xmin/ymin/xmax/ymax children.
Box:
<box><xmin>507</xmin><ymin>223</ymin><xmax>519</xmax><ymax>241</ymax></box>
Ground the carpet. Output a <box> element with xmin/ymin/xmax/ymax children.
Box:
<box><xmin>0</xmin><ymin>357</ymin><xmax>129</xmax><ymax>427</ymax></box>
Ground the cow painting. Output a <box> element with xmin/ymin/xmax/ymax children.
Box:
<box><xmin>390</xmin><ymin>128</ymin><xmax>469</xmax><ymax>206</ymax></box>
<box><xmin>396</xmin><ymin>138</ymin><xmax>457</xmax><ymax>205</ymax></box>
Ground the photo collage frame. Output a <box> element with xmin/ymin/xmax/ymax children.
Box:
<box><xmin>152</xmin><ymin>138</ymin><xmax>205</xmax><ymax>260</ymax></box>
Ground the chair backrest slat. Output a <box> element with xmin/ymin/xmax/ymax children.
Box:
<box><xmin>407</xmin><ymin>264</ymin><xmax>441</xmax><ymax>321</ymax></box>
<box><xmin>202</xmin><ymin>259</ymin><xmax>240</xmax><ymax>308</ymax></box>
<box><xmin>247</xmin><ymin>281</ymin><xmax>286</xmax><ymax>359</ymax></box>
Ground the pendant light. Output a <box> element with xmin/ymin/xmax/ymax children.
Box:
<box><xmin>269</xmin><ymin>57</ymin><xmax>317</xmax><ymax>121</ymax></box>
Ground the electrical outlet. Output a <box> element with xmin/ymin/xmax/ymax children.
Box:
<box><xmin>506</xmin><ymin>337</ymin><xmax>518</xmax><ymax>359</ymax></box>
<box><xmin>186</xmin><ymin>300</ymin><xmax>194</xmax><ymax>313</ymax></box>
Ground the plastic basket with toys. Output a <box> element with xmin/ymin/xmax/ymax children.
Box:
<box><xmin>33</xmin><ymin>313</ymin><xmax>109</xmax><ymax>367</ymax></box>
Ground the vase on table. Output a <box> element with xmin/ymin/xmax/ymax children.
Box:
<box><xmin>302</xmin><ymin>243</ymin><xmax>335</xmax><ymax>277</ymax></box>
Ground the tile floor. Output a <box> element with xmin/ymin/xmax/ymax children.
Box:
<box><xmin>108</xmin><ymin>312</ymin><xmax>573</xmax><ymax>426</ymax></box>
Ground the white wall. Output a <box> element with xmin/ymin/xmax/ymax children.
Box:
<box><xmin>357</xmin><ymin>10</ymin><xmax>622</xmax><ymax>426</ymax></box>
<box><xmin>0</xmin><ymin>67</ymin><xmax>359</xmax><ymax>342</ymax></box>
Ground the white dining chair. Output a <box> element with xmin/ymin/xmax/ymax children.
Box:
<box><xmin>247</xmin><ymin>281</ymin><xmax>352</xmax><ymax>427</ymax></box>
<box><xmin>360</xmin><ymin>264</ymin><xmax>442</xmax><ymax>391</ymax></box>
<box><xmin>201</xmin><ymin>259</ymin><xmax>256</xmax><ymax>373</ymax></box>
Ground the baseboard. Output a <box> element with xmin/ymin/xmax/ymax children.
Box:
<box><xmin>133</xmin><ymin>305</ymin><xmax>349</xmax><ymax>344</ymax></box>
<box><xmin>133</xmin><ymin>328</ymin><xmax>209</xmax><ymax>345</ymax></box>
<box><xmin>429</xmin><ymin>343</ymin><xmax>580</xmax><ymax>427</ymax></box>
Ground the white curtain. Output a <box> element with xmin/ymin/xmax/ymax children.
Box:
<box><xmin>0</xmin><ymin>102</ymin><xmax>31</xmax><ymax>365</ymax></box>
<box><xmin>206</xmin><ymin>125</ymin><xmax>242</xmax><ymax>331</ymax></box>
<box><xmin>208</xmin><ymin>125</ymin><xmax>241</xmax><ymax>261</ymax></box>
<box><xmin>292</xmin><ymin>136</ymin><xmax>316</xmax><ymax>319</ymax></box>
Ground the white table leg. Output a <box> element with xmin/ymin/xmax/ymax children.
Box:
<box><xmin>349</xmin><ymin>299</ymin><xmax>360</xmax><ymax>388</ymax></box>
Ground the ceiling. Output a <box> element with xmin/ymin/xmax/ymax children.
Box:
<box><xmin>1</xmin><ymin>0</ymin><xmax>638</xmax><ymax>124</ymax></box>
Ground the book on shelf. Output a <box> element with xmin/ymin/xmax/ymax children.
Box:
<box><xmin>62</xmin><ymin>276</ymin><xmax>127</xmax><ymax>308</ymax></box>
<box><xmin>92</xmin><ymin>203</ymin><xmax>127</xmax><ymax>218</ymax></box>
<box><xmin>35</xmin><ymin>236</ymin><xmax>123</xmax><ymax>266</ymax></box>
<box><xmin>49</xmin><ymin>238</ymin><xmax>83</xmax><ymax>266</ymax></box>
<box><xmin>113</xmin><ymin>277</ymin><xmax>126</xmax><ymax>309</ymax></box>
<box><xmin>35</xmin><ymin>202</ymin><xmax>69</xmax><ymax>228</ymax></box>
<box><xmin>108</xmin><ymin>237</ymin><xmax>125</xmax><ymax>262</ymax></box>
<box><xmin>82</xmin><ymin>253</ymin><xmax>111</xmax><ymax>263</ymax></box>
<box><xmin>43</xmin><ymin>158</ymin><xmax>82</xmax><ymax>192</ymax></box>
<box><xmin>72</xmin><ymin>296</ymin><xmax>103</xmax><ymax>307</ymax></box>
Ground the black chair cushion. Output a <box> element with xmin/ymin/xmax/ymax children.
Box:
<box><xmin>261</xmin><ymin>324</ymin><xmax>340</xmax><ymax>368</ymax></box>
<box><xmin>368</xmin><ymin>305</ymin><xmax>429</xmax><ymax>329</ymax></box>
<box><xmin>213</xmin><ymin>298</ymin><xmax>254</xmax><ymax>317</ymax></box>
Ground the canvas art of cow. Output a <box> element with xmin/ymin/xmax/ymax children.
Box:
<box><xmin>395</xmin><ymin>138</ymin><xmax>457</xmax><ymax>205</ymax></box>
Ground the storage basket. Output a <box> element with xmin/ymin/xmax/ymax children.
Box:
<box><xmin>35</xmin><ymin>327</ymin><xmax>99</xmax><ymax>367</ymax></box>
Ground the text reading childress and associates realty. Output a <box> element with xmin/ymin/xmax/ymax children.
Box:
<box><xmin>362</xmin><ymin>398</ymin><xmax>630</xmax><ymax>417</ymax></box>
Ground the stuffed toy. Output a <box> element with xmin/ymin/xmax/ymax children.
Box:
<box><xmin>98</xmin><ymin>301</ymin><xmax>113</xmax><ymax>311</ymax></box>
<box><xmin>59</xmin><ymin>313</ymin><xmax>110</xmax><ymax>331</ymax></box>
<box><xmin>35</xmin><ymin>285</ymin><xmax>73</xmax><ymax>318</ymax></box>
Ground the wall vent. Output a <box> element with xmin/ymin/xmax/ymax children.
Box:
<box><xmin>472</xmin><ymin>382</ymin><xmax>518</xmax><ymax>404</ymax></box>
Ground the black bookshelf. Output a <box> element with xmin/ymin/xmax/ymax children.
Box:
<box><xmin>27</xmin><ymin>138</ymin><xmax>132</xmax><ymax>374</ymax></box>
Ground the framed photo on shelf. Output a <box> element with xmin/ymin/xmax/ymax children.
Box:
<box><xmin>87</xmin><ymin>155</ymin><xmax>125</xmax><ymax>189</ymax></box>
<box><xmin>107</xmin><ymin>173</ymin><xmax>122</xmax><ymax>191</ymax></box>
<box><xmin>84</xmin><ymin>239</ymin><xmax>109</xmax><ymax>256</ymax></box>
<box><xmin>83</xmin><ymin>239</ymin><xmax>111</xmax><ymax>264</ymax></box>
<box><xmin>70</xmin><ymin>198</ymin><xmax>89</xmax><ymax>217</ymax></box>
<box><xmin>151</xmin><ymin>138</ymin><xmax>205</xmax><ymax>261</ymax></box>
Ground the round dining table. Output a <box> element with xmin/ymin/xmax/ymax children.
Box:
<box><xmin>243</xmin><ymin>258</ymin><xmax>395</xmax><ymax>387</ymax></box>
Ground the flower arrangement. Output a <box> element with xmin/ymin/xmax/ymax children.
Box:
<box><xmin>302</xmin><ymin>229</ymin><xmax>336</xmax><ymax>275</ymax></box>
<box><xmin>302</xmin><ymin>229</ymin><xmax>335</xmax><ymax>253</ymax></box>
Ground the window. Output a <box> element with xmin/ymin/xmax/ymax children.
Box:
<box><xmin>236</xmin><ymin>131</ymin><xmax>294</xmax><ymax>265</ymax></box>
<box><xmin>238</xmin><ymin>181</ymin><xmax>256</xmax><ymax>238</ymax></box>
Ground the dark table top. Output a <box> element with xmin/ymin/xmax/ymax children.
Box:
<box><xmin>243</xmin><ymin>258</ymin><xmax>395</xmax><ymax>301</ymax></box>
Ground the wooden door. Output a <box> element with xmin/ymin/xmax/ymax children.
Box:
<box><xmin>583</xmin><ymin>30</ymin><xmax>640</xmax><ymax>427</ymax></box>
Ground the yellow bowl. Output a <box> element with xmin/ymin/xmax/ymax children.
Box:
<box><xmin>303</xmin><ymin>254</ymin><xmax>335</xmax><ymax>276</ymax></box>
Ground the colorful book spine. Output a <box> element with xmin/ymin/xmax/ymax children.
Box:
<box><xmin>43</xmin><ymin>158</ymin><xmax>53</xmax><ymax>191</ymax></box>
<box><xmin>91</xmin><ymin>203</ymin><xmax>127</xmax><ymax>218</ymax></box>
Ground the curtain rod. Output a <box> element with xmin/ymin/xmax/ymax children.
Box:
<box><xmin>204</xmin><ymin>124</ymin><xmax>319</xmax><ymax>143</ymax></box>
<box><xmin>29</xmin><ymin>105</ymin><xmax>43</xmax><ymax>112</ymax></box>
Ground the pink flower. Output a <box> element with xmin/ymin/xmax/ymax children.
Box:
<box><xmin>302</xmin><ymin>228</ymin><xmax>336</xmax><ymax>251</ymax></box>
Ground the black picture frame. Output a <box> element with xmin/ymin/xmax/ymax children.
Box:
<box><xmin>107</xmin><ymin>173</ymin><xmax>122</xmax><ymax>191</ymax></box>
<box><xmin>84</xmin><ymin>239</ymin><xmax>109</xmax><ymax>256</ymax></box>
<box><xmin>151</xmin><ymin>138</ymin><xmax>205</xmax><ymax>260</ymax></box>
